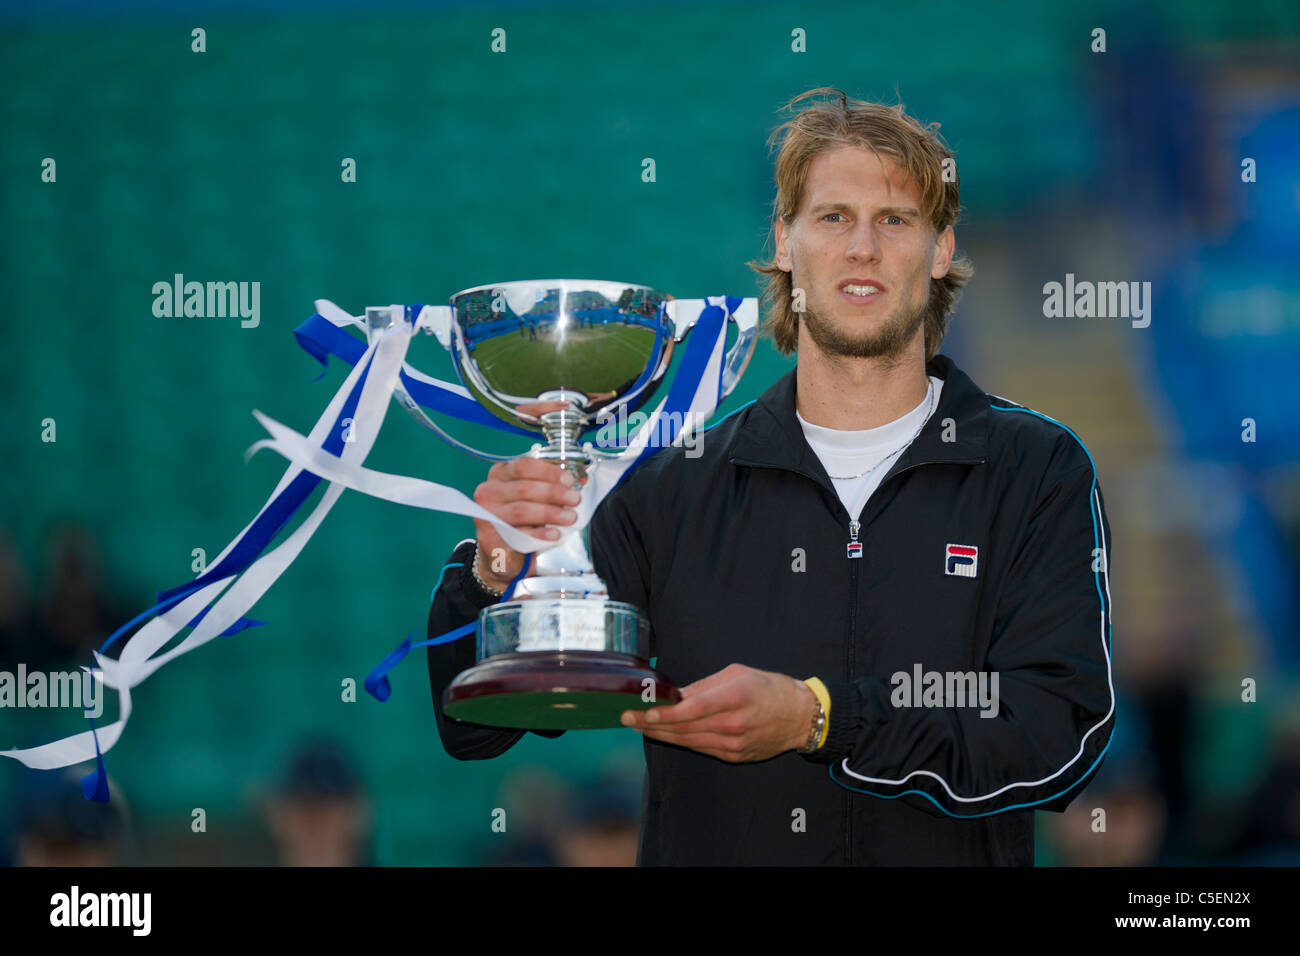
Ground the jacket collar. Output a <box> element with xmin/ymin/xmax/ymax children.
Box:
<box><xmin>726</xmin><ymin>353</ymin><xmax>989</xmax><ymax>491</ymax></box>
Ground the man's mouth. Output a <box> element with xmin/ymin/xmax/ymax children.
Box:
<box><xmin>839</xmin><ymin>279</ymin><xmax>886</xmax><ymax>303</ymax></box>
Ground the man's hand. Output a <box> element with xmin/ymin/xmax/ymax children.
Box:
<box><xmin>619</xmin><ymin>663</ymin><xmax>818</xmax><ymax>762</ymax></box>
<box><xmin>471</xmin><ymin>457</ymin><xmax>583</xmax><ymax>592</ymax></box>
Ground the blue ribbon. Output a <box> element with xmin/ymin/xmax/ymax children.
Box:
<box><xmin>183</xmin><ymin>603</ymin><xmax>267</xmax><ymax>636</ymax></box>
<box><xmin>294</xmin><ymin>312</ymin><xmax>539</xmax><ymax>439</ymax></box>
<box><xmin>364</xmin><ymin>553</ymin><xmax>534</xmax><ymax>702</ymax></box>
<box><xmin>617</xmin><ymin>300</ymin><xmax>726</xmax><ymax>481</ymax></box>
<box><xmin>79</xmin><ymin>337</ymin><xmax>382</xmax><ymax>801</ymax></box>
<box><xmin>155</xmin><ymin>348</ymin><xmax>374</xmax><ymax>607</ymax></box>
<box><xmin>80</xmin><ymin>718</ymin><xmax>110</xmax><ymax>802</ymax></box>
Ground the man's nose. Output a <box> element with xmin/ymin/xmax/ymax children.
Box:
<box><xmin>845</xmin><ymin>221</ymin><xmax>881</xmax><ymax>262</ymax></box>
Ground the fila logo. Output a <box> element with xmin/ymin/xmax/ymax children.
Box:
<box><xmin>945</xmin><ymin>544</ymin><xmax>978</xmax><ymax>578</ymax></box>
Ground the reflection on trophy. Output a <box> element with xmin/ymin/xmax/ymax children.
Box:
<box><xmin>396</xmin><ymin>279</ymin><xmax>757</xmax><ymax>730</ymax></box>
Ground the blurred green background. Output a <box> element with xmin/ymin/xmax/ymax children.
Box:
<box><xmin>2</xmin><ymin>0</ymin><xmax>1298</xmax><ymax>865</ymax></box>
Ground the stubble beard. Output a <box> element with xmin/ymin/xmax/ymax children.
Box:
<box><xmin>801</xmin><ymin>287</ymin><xmax>929</xmax><ymax>365</ymax></box>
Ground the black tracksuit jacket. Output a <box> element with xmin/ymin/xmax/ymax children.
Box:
<box><xmin>427</xmin><ymin>353</ymin><xmax>1116</xmax><ymax>865</ymax></box>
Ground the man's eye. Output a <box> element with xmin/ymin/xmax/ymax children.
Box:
<box><xmin>884</xmin><ymin>215</ymin><xmax>906</xmax><ymax>226</ymax></box>
<box><xmin>822</xmin><ymin>212</ymin><xmax>844</xmax><ymax>223</ymax></box>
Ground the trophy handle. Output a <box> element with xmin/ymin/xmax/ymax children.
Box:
<box><xmin>665</xmin><ymin>297</ymin><xmax>760</xmax><ymax>400</ymax></box>
<box><xmin>414</xmin><ymin>304</ymin><xmax>454</xmax><ymax>347</ymax></box>
<box><xmin>391</xmin><ymin>387</ymin><xmax>518</xmax><ymax>463</ymax></box>
<box><xmin>363</xmin><ymin>304</ymin><xmax>516</xmax><ymax>463</ymax></box>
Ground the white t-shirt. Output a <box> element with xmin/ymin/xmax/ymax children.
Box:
<box><xmin>796</xmin><ymin>376</ymin><xmax>944</xmax><ymax>522</ymax></box>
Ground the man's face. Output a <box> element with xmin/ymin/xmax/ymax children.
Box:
<box><xmin>775</xmin><ymin>146</ymin><xmax>954</xmax><ymax>362</ymax></box>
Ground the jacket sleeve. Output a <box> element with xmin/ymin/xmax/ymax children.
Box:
<box><xmin>806</xmin><ymin>448</ymin><xmax>1116</xmax><ymax>818</ymax></box>
<box><xmin>426</xmin><ymin>538</ymin><xmax>564</xmax><ymax>760</ymax></box>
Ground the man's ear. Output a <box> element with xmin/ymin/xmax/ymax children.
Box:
<box><xmin>775</xmin><ymin>219</ymin><xmax>793</xmax><ymax>273</ymax></box>
<box><xmin>931</xmin><ymin>225</ymin><xmax>955</xmax><ymax>280</ymax></box>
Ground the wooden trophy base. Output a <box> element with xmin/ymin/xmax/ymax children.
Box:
<box><xmin>442</xmin><ymin>650</ymin><xmax>681</xmax><ymax>730</ymax></box>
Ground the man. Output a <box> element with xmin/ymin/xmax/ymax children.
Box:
<box><xmin>427</xmin><ymin>88</ymin><xmax>1114</xmax><ymax>865</ymax></box>
<box><xmin>264</xmin><ymin>738</ymin><xmax>373</xmax><ymax>867</ymax></box>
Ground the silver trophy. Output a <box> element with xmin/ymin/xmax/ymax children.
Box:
<box><xmin>370</xmin><ymin>280</ymin><xmax>756</xmax><ymax>729</ymax></box>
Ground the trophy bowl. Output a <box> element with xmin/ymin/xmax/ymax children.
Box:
<box><xmin>424</xmin><ymin>279</ymin><xmax>756</xmax><ymax>729</ymax></box>
<box><xmin>445</xmin><ymin>278</ymin><xmax>676</xmax><ymax>438</ymax></box>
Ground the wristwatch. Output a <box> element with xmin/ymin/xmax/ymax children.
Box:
<box><xmin>798</xmin><ymin>682</ymin><xmax>827</xmax><ymax>754</ymax></box>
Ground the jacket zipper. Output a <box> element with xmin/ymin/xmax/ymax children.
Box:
<box><xmin>729</xmin><ymin>453</ymin><xmax>986</xmax><ymax>867</ymax></box>
<box><xmin>846</xmin><ymin>519</ymin><xmax>862</xmax><ymax>559</ymax></box>
<box><xmin>845</xmin><ymin>527</ymin><xmax>858</xmax><ymax>866</ymax></box>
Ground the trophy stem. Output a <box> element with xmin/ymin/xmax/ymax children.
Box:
<box><xmin>531</xmin><ymin>389</ymin><xmax>590</xmax><ymax>483</ymax></box>
<box><xmin>538</xmin><ymin>409</ymin><xmax>587</xmax><ymax>477</ymax></box>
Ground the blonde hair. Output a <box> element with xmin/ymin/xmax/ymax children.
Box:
<box><xmin>747</xmin><ymin>87</ymin><xmax>974</xmax><ymax>360</ymax></box>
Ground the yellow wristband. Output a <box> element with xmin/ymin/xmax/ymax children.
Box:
<box><xmin>803</xmin><ymin>677</ymin><xmax>831</xmax><ymax>750</ymax></box>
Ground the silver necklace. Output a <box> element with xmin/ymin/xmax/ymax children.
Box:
<box><xmin>825</xmin><ymin>379</ymin><xmax>936</xmax><ymax>481</ymax></box>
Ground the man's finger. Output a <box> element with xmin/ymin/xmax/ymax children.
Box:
<box><xmin>492</xmin><ymin>457</ymin><xmax>578</xmax><ymax>486</ymax></box>
<box><xmin>635</xmin><ymin>719</ymin><xmax>742</xmax><ymax>739</ymax></box>
<box><xmin>644</xmin><ymin>683</ymin><xmax>746</xmax><ymax>725</ymax></box>
<box><xmin>678</xmin><ymin>666</ymin><xmax>748</xmax><ymax>700</ymax></box>
<box><xmin>478</xmin><ymin>500</ymin><xmax>578</xmax><ymax>529</ymax></box>
<box><xmin>480</xmin><ymin>478</ymin><xmax>583</xmax><ymax>508</ymax></box>
<box><xmin>624</xmin><ymin>690</ymin><xmax>738</xmax><ymax>728</ymax></box>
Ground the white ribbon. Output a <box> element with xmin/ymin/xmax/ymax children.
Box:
<box><xmin>1</xmin><ymin>297</ymin><xmax>737</xmax><ymax>771</ymax></box>
<box><xmin>245</xmin><ymin>410</ymin><xmax>551</xmax><ymax>555</ymax></box>
<box><xmin>2</xmin><ymin>315</ymin><xmax>410</xmax><ymax>768</ymax></box>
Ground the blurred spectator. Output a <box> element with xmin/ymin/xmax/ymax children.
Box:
<box><xmin>481</xmin><ymin>764</ymin><xmax>641</xmax><ymax>866</ymax></box>
<box><xmin>0</xmin><ymin>531</ymin><xmax>37</xmax><ymax>663</ymax></box>
<box><xmin>11</xmin><ymin>768</ymin><xmax>129</xmax><ymax>867</ymax></box>
<box><xmin>1211</xmin><ymin>707</ymin><xmax>1300</xmax><ymax>865</ymax></box>
<box><xmin>264</xmin><ymin>738</ymin><xmax>373</xmax><ymax>866</ymax></box>
<box><xmin>1043</xmin><ymin>689</ymin><xmax>1168</xmax><ymax>866</ymax></box>
<box><xmin>37</xmin><ymin>521</ymin><xmax>122</xmax><ymax>667</ymax></box>
<box><xmin>1128</xmin><ymin>647</ymin><xmax>1195</xmax><ymax>859</ymax></box>
<box><xmin>1046</xmin><ymin>758</ymin><xmax>1168</xmax><ymax>867</ymax></box>
<box><xmin>483</xmin><ymin>765</ymin><xmax>569</xmax><ymax>865</ymax></box>
<box><xmin>549</xmin><ymin>772</ymin><xmax>641</xmax><ymax>867</ymax></box>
